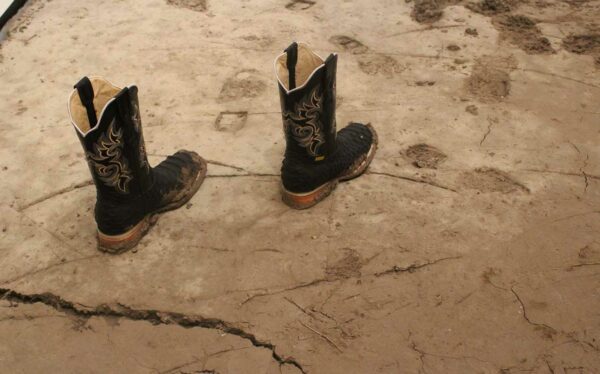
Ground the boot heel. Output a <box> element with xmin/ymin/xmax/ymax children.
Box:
<box><xmin>97</xmin><ymin>215</ymin><xmax>155</xmax><ymax>254</ymax></box>
<box><xmin>282</xmin><ymin>181</ymin><xmax>338</xmax><ymax>210</ymax></box>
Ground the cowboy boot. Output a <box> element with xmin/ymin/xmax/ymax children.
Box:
<box><xmin>275</xmin><ymin>42</ymin><xmax>378</xmax><ymax>209</ymax></box>
<box><xmin>68</xmin><ymin>76</ymin><xmax>207</xmax><ymax>253</ymax></box>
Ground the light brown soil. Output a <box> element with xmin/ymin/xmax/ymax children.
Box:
<box><xmin>1</xmin><ymin>0</ymin><xmax>599</xmax><ymax>373</ymax></box>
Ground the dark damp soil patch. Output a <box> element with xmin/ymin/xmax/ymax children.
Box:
<box><xmin>493</xmin><ymin>14</ymin><xmax>555</xmax><ymax>54</ymax></box>
<box><xmin>461</xmin><ymin>167</ymin><xmax>530</xmax><ymax>193</ymax></box>
<box><xmin>466</xmin><ymin>0</ymin><xmax>512</xmax><ymax>15</ymax></box>
<box><xmin>563</xmin><ymin>34</ymin><xmax>600</xmax><ymax>66</ymax></box>
<box><xmin>326</xmin><ymin>249</ymin><xmax>362</xmax><ymax>280</ymax></box>
<box><xmin>218</xmin><ymin>69</ymin><xmax>267</xmax><ymax>102</ymax></box>
<box><xmin>465</xmin><ymin>57</ymin><xmax>512</xmax><ymax>102</ymax></box>
<box><xmin>412</xmin><ymin>0</ymin><xmax>445</xmax><ymax>23</ymax></box>
<box><xmin>405</xmin><ymin>144</ymin><xmax>448</xmax><ymax>169</ymax></box>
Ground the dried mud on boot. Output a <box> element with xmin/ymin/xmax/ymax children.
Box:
<box><xmin>493</xmin><ymin>15</ymin><xmax>555</xmax><ymax>54</ymax></box>
<box><xmin>563</xmin><ymin>34</ymin><xmax>600</xmax><ymax>67</ymax></box>
<box><xmin>465</xmin><ymin>57</ymin><xmax>513</xmax><ymax>102</ymax></box>
<box><xmin>405</xmin><ymin>144</ymin><xmax>447</xmax><ymax>169</ymax></box>
<box><xmin>461</xmin><ymin>167</ymin><xmax>529</xmax><ymax>193</ymax></box>
<box><xmin>166</xmin><ymin>0</ymin><xmax>207</xmax><ymax>11</ymax></box>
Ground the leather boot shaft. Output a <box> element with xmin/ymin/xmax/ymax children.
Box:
<box><xmin>276</xmin><ymin>42</ymin><xmax>338</xmax><ymax>164</ymax></box>
<box><xmin>69</xmin><ymin>77</ymin><xmax>153</xmax><ymax>201</ymax></box>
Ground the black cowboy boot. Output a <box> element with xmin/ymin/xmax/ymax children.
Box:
<box><xmin>275</xmin><ymin>42</ymin><xmax>378</xmax><ymax>209</ymax></box>
<box><xmin>68</xmin><ymin>76</ymin><xmax>207</xmax><ymax>253</ymax></box>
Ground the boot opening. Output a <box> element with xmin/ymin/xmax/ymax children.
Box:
<box><xmin>276</xmin><ymin>43</ymin><xmax>324</xmax><ymax>91</ymax></box>
<box><xmin>68</xmin><ymin>77</ymin><xmax>122</xmax><ymax>134</ymax></box>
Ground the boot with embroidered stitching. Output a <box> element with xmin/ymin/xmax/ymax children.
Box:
<box><xmin>68</xmin><ymin>76</ymin><xmax>208</xmax><ymax>253</ymax></box>
<box><xmin>274</xmin><ymin>42</ymin><xmax>378</xmax><ymax>209</ymax></box>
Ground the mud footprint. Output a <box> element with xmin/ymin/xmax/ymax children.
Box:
<box><xmin>325</xmin><ymin>249</ymin><xmax>362</xmax><ymax>280</ymax></box>
<box><xmin>493</xmin><ymin>15</ymin><xmax>554</xmax><ymax>54</ymax></box>
<box><xmin>465</xmin><ymin>56</ymin><xmax>516</xmax><ymax>102</ymax></box>
<box><xmin>218</xmin><ymin>69</ymin><xmax>267</xmax><ymax>102</ymax></box>
<box><xmin>166</xmin><ymin>0</ymin><xmax>207</xmax><ymax>12</ymax></box>
<box><xmin>563</xmin><ymin>34</ymin><xmax>600</xmax><ymax>67</ymax></box>
<box><xmin>215</xmin><ymin>111</ymin><xmax>248</xmax><ymax>133</ymax></box>
<box><xmin>461</xmin><ymin>167</ymin><xmax>529</xmax><ymax>193</ymax></box>
<box><xmin>285</xmin><ymin>0</ymin><xmax>315</xmax><ymax>10</ymax></box>
<box><xmin>411</xmin><ymin>0</ymin><xmax>444</xmax><ymax>23</ymax></box>
<box><xmin>466</xmin><ymin>0</ymin><xmax>512</xmax><ymax>16</ymax></box>
<box><xmin>405</xmin><ymin>144</ymin><xmax>447</xmax><ymax>169</ymax></box>
<box><xmin>330</xmin><ymin>35</ymin><xmax>370</xmax><ymax>55</ymax></box>
<box><xmin>329</xmin><ymin>35</ymin><xmax>404</xmax><ymax>77</ymax></box>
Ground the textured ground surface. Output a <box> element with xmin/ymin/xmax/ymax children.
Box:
<box><xmin>1</xmin><ymin>0</ymin><xmax>600</xmax><ymax>373</ymax></box>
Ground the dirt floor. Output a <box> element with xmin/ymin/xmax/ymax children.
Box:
<box><xmin>0</xmin><ymin>0</ymin><xmax>599</xmax><ymax>373</ymax></box>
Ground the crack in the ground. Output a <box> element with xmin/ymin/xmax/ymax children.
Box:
<box><xmin>0</xmin><ymin>288</ymin><xmax>306</xmax><ymax>374</ymax></box>
<box><xmin>241</xmin><ymin>256</ymin><xmax>462</xmax><ymax>306</ymax></box>
<box><xmin>205</xmin><ymin>159</ymin><xmax>246</xmax><ymax>172</ymax></box>
<box><xmin>367</xmin><ymin>171</ymin><xmax>457</xmax><ymax>192</ymax></box>
<box><xmin>581</xmin><ymin>153</ymin><xmax>590</xmax><ymax>193</ymax></box>
<box><xmin>567</xmin><ymin>262</ymin><xmax>600</xmax><ymax>270</ymax></box>
<box><xmin>374</xmin><ymin>256</ymin><xmax>462</xmax><ymax>277</ymax></box>
<box><xmin>520</xmin><ymin>168</ymin><xmax>600</xmax><ymax>180</ymax></box>
<box><xmin>480</xmin><ymin>117</ymin><xmax>497</xmax><ymax>146</ymax></box>
<box><xmin>18</xmin><ymin>180</ymin><xmax>93</xmax><ymax>211</ymax></box>
<box><xmin>408</xmin><ymin>338</ymin><xmax>493</xmax><ymax>372</ymax></box>
<box><xmin>159</xmin><ymin>347</ymin><xmax>251</xmax><ymax>374</ymax></box>
<box><xmin>1</xmin><ymin>254</ymin><xmax>103</xmax><ymax>286</ymax></box>
<box><xmin>206</xmin><ymin>173</ymin><xmax>279</xmax><ymax>178</ymax></box>
<box><xmin>568</xmin><ymin>141</ymin><xmax>592</xmax><ymax>193</ymax></box>
<box><xmin>241</xmin><ymin>278</ymin><xmax>334</xmax><ymax>306</ymax></box>
<box><xmin>510</xmin><ymin>287</ymin><xmax>557</xmax><ymax>336</ymax></box>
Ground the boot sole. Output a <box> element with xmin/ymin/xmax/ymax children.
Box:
<box><xmin>97</xmin><ymin>154</ymin><xmax>208</xmax><ymax>254</ymax></box>
<box><xmin>282</xmin><ymin>123</ymin><xmax>379</xmax><ymax>210</ymax></box>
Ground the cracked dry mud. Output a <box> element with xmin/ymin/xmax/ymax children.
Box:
<box><xmin>1</xmin><ymin>0</ymin><xmax>600</xmax><ymax>373</ymax></box>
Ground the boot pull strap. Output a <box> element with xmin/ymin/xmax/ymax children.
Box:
<box><xmin>285</xmin><ymin>42</ymin><xmax>298</xmax><ymax>90</ymax></box>
<box><xmin>74</xmin><ymin>76</ymin><xmax>98</xmax><ymax>128</ymax></box>
<box><xmin>114</xmin><ymin>87</ymin><xmax>131</xmax><ymax>119</ymax></box>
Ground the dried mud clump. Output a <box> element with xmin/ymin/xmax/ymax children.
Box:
<box><xmin>412</xmin><ymin>0</ymin><xmax>444</xmax><ymax>23</ymax></box>
<box><xmin>406</xmin><ymin>144</ymin><xmax>447</xmax><ymax>169</ymax></box>
<box><xmin>166</xmin><ymin>0</ymin><xmax>207</xmax><ymax>12</ymax></box>
<box><xmin>466</xmin><ymin>0</ymin><xmax>511</xmax><ymax>15</ymax></box>
<box><xmin>466</xmin><ymin>58</ymin><xmax>511</xmax><ymax>102</ymax></box>
<box><xmin>563</xmin><ymin>34</ymin><xmax>600</xmax><ymax>66</ymax></box>
<box><xmin>326</xmin><ymin>250</ymin><xmax>362</xmax><ymax>280</ymax></box>
<box><xmin>462</xmin><ymin>167</ymin><xmax>529</xmax><ymax>193</ymax></box>
<box><xmin>494</xmin><ymin>15</ymin><xmax>555</xmax><ymax>54</ymax></box>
